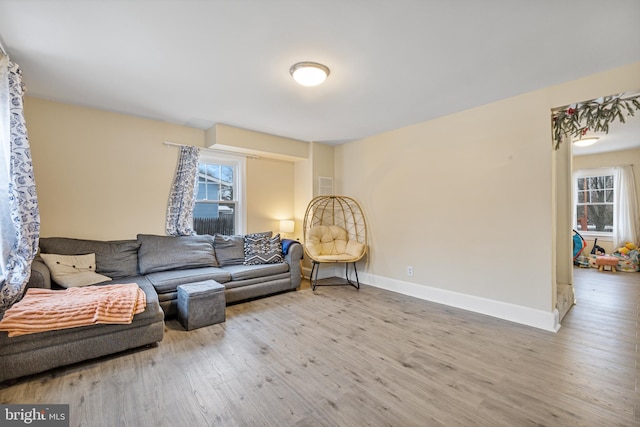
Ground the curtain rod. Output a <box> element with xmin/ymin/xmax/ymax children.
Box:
<box><xmin>163</xmin><ymin>141</ymin><xmax>259</xmax><ymax>159</ymax></box>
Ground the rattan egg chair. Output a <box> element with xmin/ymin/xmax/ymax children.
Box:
<box><xmin>303</xmin><ymin>195</ymin><xmax>367</xmax><ymax>290</ymax></box>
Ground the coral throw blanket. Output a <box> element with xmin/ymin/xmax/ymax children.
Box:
<box><xmin>0</xmin><ymin>283</ymin><xmax>146</xmax><ymax>337</ymax></box>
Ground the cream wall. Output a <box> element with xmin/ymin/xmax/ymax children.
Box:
<box><xmin>573</xmin><ymin>147</ymin><xmax>640</xmax><ymax>254</ymax></box>
<box><xmin>335</xmin><ymin>62</ymin><xmax>640</xmax><ymax>330</ymax></box>
<box><xmin>206</xmin><ymin>123</ymin><xmax>308</xmax><ymax>161</ymax></box>
<box><xmin>295</xmin><ymin>142</ymin><xmax>336</xmax><ymax>274</ymax></box>
<box><xmin>246</xmin><ymin>157</ymin><xmax>295</xmax><ymax>234</ymax></box>
<box><xmin>311</xmin><ymin>142</ymin><xmax>335</xmax><ymax>196</ymax></box>
<box><xmin>292</xmin><ymin>142</ymin><xmax>337</xmax><ymax>242</ymax></box>
<box><xmin>25</xmin><ymin>97</ymin><xmax>296</xmax><ymax>240</ymax></box>
<box><xmin>294</xmin><ymin>155</ymin><xmax>313</xmax><ymax>242</ymax></box>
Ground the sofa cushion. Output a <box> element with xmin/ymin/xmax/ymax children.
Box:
<box><xmin>224</xmin><ymin>272</ymin><xmax>291</xmax><ymax>290</ymax></box>
<box><xmin>137</xmin><ymin>234</ymin><xmax>216</xmax><ymax>274</ymax></box>
<box><xmin>214</xmin><ymin>232</ymin><xmax>271</xmax><ymax>266</ymax></box>
<box><xmin>213</xmin><ymin>234</ymin><xmax>244</xmax><ymax>266</ymax></box>
<box><xmin>222</xmin><ymin>262</ymin><xmax>289</xmax><ymax>281</ymax></box>
<box><xmin>39</xmin><ymin>237</ymin><xmax>140</xmax><ymax>279</ymax></box>
<box><xmin>244</xmin><ymin>233</ymin><xmax>284</xmax><ymax>265</ymax></box>
<box><xmin>40</xmin><ymin>253</ymin><xmax>112</xmax><ymax>288</ymax></box>
<box><xmin>145</xmin><ymin>267</ymin><xmax>231</xmax><ymax>294</ymax></box>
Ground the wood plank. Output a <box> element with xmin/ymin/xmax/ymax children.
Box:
<box><xmin>0</xmin><ymin>268</ymin><xmax>638</xmax><ymax>425</ymax></box>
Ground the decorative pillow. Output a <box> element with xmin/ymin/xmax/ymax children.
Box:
<box><xmin>40</xmin><ymin>253</ymin><xmax>112</xmax><ymax>288</ymax></box>
<box><xmin>214</xmin><ymin>232</ymin><xmax>272</xmax><ymax>266</ymax></box>
<box><xmin>39</xmin><ymin>237</ymin><xmax>141</xmax><ymax>279</ymax></box>
<box><xmin>244</xmin><ymin>233</ymin><xmax>284</xmax><ymax>265</ymax></box>
<box><xmin>137</xmin><ymin>234</ymin><xmax>217</xmax><ymax>274</ymax></box>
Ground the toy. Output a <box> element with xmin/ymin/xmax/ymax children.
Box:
<box><xmin>615</xmin><ymin>241</ymin><xmax>638</xmax><ymax>257</ymax></box>
<box><xmin>572</xmin><ymin>229</ymin><xmax>587</xmax><ymax>264</ymax></box>
<box><xmin>590</xmin><ymin>238</ymin><xmax>605</xmax><ymax>255</ymax></box>
<box><xmin>596</xmin><ymin>255</ymin><xmax>619</xmax><ymax>272</ymax></box>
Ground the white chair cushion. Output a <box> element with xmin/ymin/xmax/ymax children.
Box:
<box><xmin>306</xmin><ymin>225</ymin><xmax>365</xmax><ymax>261</ymax></box>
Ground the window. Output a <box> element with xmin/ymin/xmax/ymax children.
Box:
<box><xmin>193</xmin><ymin>153</ymin><xmax>245</xmax><ymax>235</ymax></box>
<box><xmin>575</xmin><ymin>169</ymin><xmax>614</xmax><ymax>235</ymax></box>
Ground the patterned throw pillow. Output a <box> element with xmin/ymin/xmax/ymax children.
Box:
<box><xmin>243</xmin><ymin>233</ymin><xmax>284</xmax><ymax>265</ymax></box>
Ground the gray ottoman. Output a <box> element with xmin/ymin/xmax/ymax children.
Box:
<box><xmin>177</xmin><ymin>280</ymin><xmax>226</xmax><ymax>330</ymax></box>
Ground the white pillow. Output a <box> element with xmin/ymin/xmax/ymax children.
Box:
<box><xmin>40</xmin><ymin>253</ymin><xmax>112</xmax><ymax>288</ymax></box>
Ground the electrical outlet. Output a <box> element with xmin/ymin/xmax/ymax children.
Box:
<box><xmin>407</xmin><ymin>266</ymin><xmax>414</xmax><ymax>277</ymax></box>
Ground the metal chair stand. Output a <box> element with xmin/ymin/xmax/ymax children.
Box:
<box><xmin>310</xmin><ymin>261</ymin><xmax>360</xmax><ymax>291</ymax></box>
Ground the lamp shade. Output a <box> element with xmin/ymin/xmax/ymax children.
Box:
<box><xmin>289</xmin><ymin>62</ymin><xmax>330</xmax><ymax>87</ymax></box>
<box><xmin>280</xmin><ymin>220</ymin><xmax>295</xmax><ymax>234</ymax></box>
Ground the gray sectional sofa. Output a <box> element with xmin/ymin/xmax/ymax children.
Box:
<box><xmin>0</xmin><ymin>233</ymin><xmax>303</xmax><ymax>382</ymax></box>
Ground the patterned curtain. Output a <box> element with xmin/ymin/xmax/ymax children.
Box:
<box><xmin>166</xmin><ymin>145</ymin><xmax>200</xmax><ymax>236</ymax></box>
<box><xmin>0</xmin><ymin>56</ymin><xmax>40</xmax><ymax>314</ymax></box>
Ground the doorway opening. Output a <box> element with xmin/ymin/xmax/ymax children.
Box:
<box><xmin>553</xmin><ymin>90</ymin><xmax>640</xmax><ymax>324</ymax></box>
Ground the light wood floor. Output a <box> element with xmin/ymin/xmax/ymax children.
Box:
<box><xmin>1</xmin><ymin>268</ymin><xmax>638</xmax><ymax>426</ymax></box>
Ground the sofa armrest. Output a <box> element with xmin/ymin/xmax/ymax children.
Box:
<box><xmin>27</xmin><ymin>258</ymin><xmax>52</xmax><ymax>289</ymax></box>
<box><xmin>283</xmin><ymin>240</ymin><xmax>303</xmax><ymax>286</ymax></box>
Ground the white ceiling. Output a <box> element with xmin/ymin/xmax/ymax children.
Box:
<box><xmin>0</xmin><ymin>0</ymin><xmax>639</xmax><ymax>149</ymax></box>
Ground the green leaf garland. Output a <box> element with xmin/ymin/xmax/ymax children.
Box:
<box><xmin>552</xmin><ymin>93</ymin><xmax>640</xmax><ymax>150</ymax></box>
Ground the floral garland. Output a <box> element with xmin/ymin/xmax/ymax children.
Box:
<box><xmin>552</xmin><ymin>93</ymin><xmax>640</xmax><ymax>150</ymax></box>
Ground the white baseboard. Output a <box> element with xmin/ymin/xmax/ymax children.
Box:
<box><xmin>351</xmin><ymin>272</ymin><xmax>559</xmax><ymax>332</ymax></box>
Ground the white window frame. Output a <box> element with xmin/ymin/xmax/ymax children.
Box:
<box><xmin>573</xmin><ymin>167</ymin><xmax>615</xmax><ymax>239</ymax></box>
<box><xmin>196</xmin><ymin>151</ymin><xmax>246</xmax><ymax>235</ymax></box>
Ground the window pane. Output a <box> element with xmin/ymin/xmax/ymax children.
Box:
<box><xmin>206</xmin><ymin>183</ymin><xmax>219</xmax><ymax>200</ymax></box>
<box><xmin>193</xmin><ymin>201</ymin><xmax>218</xmax><ymax>219</ymax></box>
<box><xmin>221</xmin><ymin>165</ymin><xmax>233</xmax><ymax>184</ymax></box>
<box><xmin>197</xmin><ymin>182</ymin><xmax>206</xmax><ymax>200</ymax></box>
<box><xmin>193</xmin><ymin>202</ymin><xmax>235</xmax><ymax>235</ymax></box>
<box><xmin>600</xmin><ymin>176</ymin><xmax>609</xmax><ymax>188</ymax></box>
<box><xmin>605</xmin><ymin>175</ymin><xmax>614</xmax><ymax>188</ymax></box>
<box><xmin>577</xmin><ymin>191</ymin><xmax>587</xmax><ymax>203</ymax></box>
<box><xmin>201</xmin><ymin>164</ymin><xmax>218</xmax><ymax>181</ymax></box>
<box><xmin>576</xmin><ymin>207</ymin><xmax>587</xmax><ymax>231</ymax></box>
<box><xmin>605</xmin><ymin>190</ymin><xmax>614</xmax><ymax>203</ymax></box>
<box><xmin>586</xmin><ymin>204</ymin><xmax>613</xmax><ymax>232</ymax></box>
<box><xmin>220</xmin><ymin>184</ymin><xmax>233</xmax><ymax>201</ymax></box>
<box><xmin>577</xmin><ymin>178</ymin><xmax>585</xmax><ymax>191</ymax></box>
<box><xmin>590</xmin><ymin>190</ymin><xmax>604</xmax><ymax>203</ymax></box>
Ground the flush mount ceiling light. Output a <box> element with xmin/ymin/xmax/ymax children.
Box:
<box><xmin>573</xmin><ymin>137</ymin><xmax>599</xmax><ymax>147</ymax></box>
<box><xmin>289</xmin><ymin>62</ymin><xmax>330</xmax><ymax>87</ymax></box>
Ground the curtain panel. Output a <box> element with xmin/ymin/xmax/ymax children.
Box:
<box><xmin>0</xmin><ymin>56</ymin><xmax>40</xmax><ymax>314</ymax></box>
<box><xmin>166</xmin><ymin>145</ymin><xmax>200</xmax><ymax>236</ymax></box>
<box><xmin>613</xmin><ymin>165</ymin><xmax>639</xmax><ymax>249</ymax></box>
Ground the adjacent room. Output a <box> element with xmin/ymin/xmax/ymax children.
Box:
<box><xmin>0</xmin><ymin>1</ymin><xmax>639</xmax><ymax>425</ymax></box>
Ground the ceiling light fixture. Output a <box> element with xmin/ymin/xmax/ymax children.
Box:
<box><xmin>573</xmin><ymin>137</ymin><xmax>599</xmax><ymax>147</ymax></box>
<box><xmin>289</xmin><ymin>62</ymin><xmax>330</xmax><ymax>87</ymax></box>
